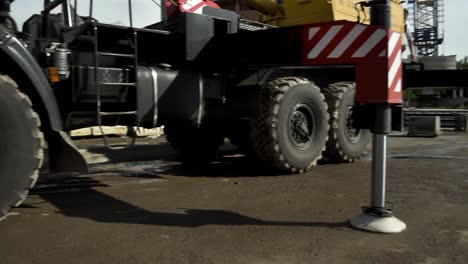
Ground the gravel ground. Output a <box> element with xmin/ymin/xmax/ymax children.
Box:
<box><xmin>1</xmin><ymin>133</ymin><xmax>468</xmax><ymax>264</ymax></box>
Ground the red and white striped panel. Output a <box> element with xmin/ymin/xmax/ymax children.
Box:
<box><xmin>303</xmin><ymin>22</ymin><xmax>403</xmax><ymax>104</ymax></box>
<box><xmin>178</xmin><ymin>0</ymin><xmax>219</xmax><ymax>14</ymax></box>
<box><xmin>387</xmin><ymin>31</ymin><xmax>403</xmax><ymax>93</ymax></box>
<box><xmin>305</xmin><ymin>23</ymin><xmax>390</xmax><ymax>61</ymax></box>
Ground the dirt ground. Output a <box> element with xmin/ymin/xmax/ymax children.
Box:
<box><xmin>1</xmin><ymin>133</ymin><xmax>468</xmax><ymax>264</ymax></box>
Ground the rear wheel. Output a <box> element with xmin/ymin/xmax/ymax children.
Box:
<box><xmin>0</xmin><ymin>75</ymin><xmax>45</xmax><ymax>220</ymax></box>
<box><xmin>251</xmin><ymin>77</ymin><xmax>329</xmax><ymax>174</ymax></box>
<box><xmin>323</xmin><ymin>82</ymin><xmax>371</xmax><ymax>162</ymax></box>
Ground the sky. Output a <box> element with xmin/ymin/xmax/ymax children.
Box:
<box><xmin>440</xmin><ymin>0</ymin><xmax>468</xmax><ymax>59</ymax></box>
<box><xmin>11</xmin><ymin>0</ymin><xmax>468</xmax><ymax>59</ymax></box>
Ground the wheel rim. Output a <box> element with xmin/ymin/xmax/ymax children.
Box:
<box><xmin>345</xmin><ymin>105</ymin><xmax>362</xmax><ymax>143</ymax></box>
<box><xmin>288</xmin><ymin>102</ymin><xmax>315</xmax><ymax>150</ymax></box>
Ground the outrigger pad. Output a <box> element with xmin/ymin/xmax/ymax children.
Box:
<box><xmin>350</xmin><ymin>212</ymin><xmax>407</xmax><ymax>234</ymax></box>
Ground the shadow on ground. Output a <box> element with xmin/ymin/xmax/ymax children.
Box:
<box><xmin>161</xmin><ymin>155</ymin><xmax>284</xmax><ymax>177</ymax></box>
<box><xmin>37</xmin><ymin>187</ymin><xmax>349</xmax><ymax>230</ymax></box>
<box><xmin>33</xmin><ymin>139</ymin><xmax>352</xmax><ymax>230</ymax></box>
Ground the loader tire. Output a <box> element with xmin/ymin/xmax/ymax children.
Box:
<box><xmin>251</xmin><ymin>77</ymin><xmax>329</xmax><ymax>174</ymax></box>
<box><xmin>0</xmin><ymin>75</ymin><xmax>45</xmax><ymax>220</ymax></box>
<box><xmin>164</xmin><ymin>123</ymin><xmax>224</xmax><ymax>163</ymax></box>
<box><xmin>323</xmin><ymin>82</ymin><xmax>371</xmax><ymax>163</ymax></box>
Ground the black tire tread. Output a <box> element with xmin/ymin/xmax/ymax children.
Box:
<box><xmin>0</xmin><ymin>75</ymin><xmax>45</xmax><ymax>220</ymax></box>
<box><xmin>323</xmin><ymin>82</ymin><xmax>369</xmax><ymax>162</ymax></box>
<box><xmin>251</xmin><ymin>77</ymin><xmax>329</xmax><ymax>174</ymax></box>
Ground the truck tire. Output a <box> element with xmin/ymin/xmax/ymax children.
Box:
<box><xmin>323</xmin><ymin>82</ymin><xmax>371</xmax><ymax>162</ymax></box>
<box><xmin>251</xmin><ymin>77</ymin><xmax>329</xmax><ymax>174</ymax></box>
<box><xmin>164</xmin><ymin>123</ymin><xmax>224</xmax><ymax>163</ymax></box>
<box><xmin>0</xmin><ymin>75</ymin><xmax>45</xmax><ymax>220</ymax></box>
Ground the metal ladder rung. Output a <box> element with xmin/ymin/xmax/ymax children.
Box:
<box><xmin>92</xmin><ymin>19</ymin><xmax>140</xmax><ymax>150</ymax></box>
<box><xmin>99</xmin><ymin>111</ymin><xmax>137</xmax><ymax>116</ymax></box>
<box><xmin>98</xmin><ymin>52</ymin><xmax>135</xmax><ymax>58</ymax></box>
<box><xmin>100</xmin><ymin>82</ymin><xmax>136</xmax><ymax>86</ymax></box>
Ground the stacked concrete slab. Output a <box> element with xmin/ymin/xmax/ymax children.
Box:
<box><xmin>408</xmin><ymin>116</ymin><xmax>441</xmax><ymax>137</ymax></box>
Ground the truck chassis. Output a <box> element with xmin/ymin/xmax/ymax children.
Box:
<box><xmin>0</xmin><ymin>0</ymin><xmax>404</xmax><ymax>219</ymax></box>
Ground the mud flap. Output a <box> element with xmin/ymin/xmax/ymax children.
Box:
<box><xmin>47</xmin><ymin>130</ymin><xmax>88</xmax><ymax>173</ymax></box>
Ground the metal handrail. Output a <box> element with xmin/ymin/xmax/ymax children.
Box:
<box><xmin>43</xmin><ymin>0</ymin><xmax>66</xmax><ymax>13</ymax></box>
<box><xmin>42</xmin><ymin>0</ymin><xmax>74</xmax><ymax>39</ymax></box>
<box><xmin>45</xmin><ymin>0</ymin><xmax>136</xmax><ymax>29</ymax></box>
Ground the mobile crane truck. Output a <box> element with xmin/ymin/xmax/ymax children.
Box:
<box><xmin>0</xmin><ymin>0</ymin><xmax>404</xmax><ymax>219</ymax></box>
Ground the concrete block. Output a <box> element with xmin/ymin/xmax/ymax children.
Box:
<box><xmin>408</xmin><ymin>116</ymin><xmax>441</xmax><ymax>137</ymax></box>
<box><xmin>418</xmin><ymin>55</ymin><xmax>457</xmax><ymax>70</ymax></box>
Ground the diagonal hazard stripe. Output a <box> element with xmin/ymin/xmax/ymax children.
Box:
<box><xmin>352</xmin><ymin>29</ymin><xmax>387</xmax><ymax>58</ymax></box>
<box><xmin>308</xmin><ymin>27</ymin><xmax>320</xmax><ymax>41</ymax></box>
<box><xmin>328</xmin><ymin>24</ymin><xmax>366</xmax><ymax>58</ymax></box>
<box><xmin>379</xmin><ymin>50</ymin><xmax>386</xmax><ymax>57</ymax></box>
<box><xmin>388</xmin><ymin>51</ymin><xmax>402</xmax><ymax>89</ymax></box>
<box><xmin>187</xmin><ymin>2</ymin><xmax>207</xmax><ymax>13</ymax></box>
<box><xmin>307</xmin><ymin>25</ymin><xmax>344</xmax><ymax>59</ymax></box>
<box><xmin>388</xmin><ymin>49</ymin><xmax>402</xmax><ymax>86</ymax></box>
<box><xmin>393</xmin><ymin>78</ymin><xmax>402</xmax><ymax>92</ymax></box>
<box><xmin>387</xmin><ymin>32</ymin><xmax>401</xmax><ymax>59</ymax></box>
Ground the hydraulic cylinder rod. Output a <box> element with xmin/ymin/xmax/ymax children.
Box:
<box><xmin>370</xmin><ymin>0</ymin><xmax>391</xmax><ymax>209</ymax></box>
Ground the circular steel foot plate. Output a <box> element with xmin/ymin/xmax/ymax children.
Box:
<box><xmin>350</xmin><ymin>213</ymin><xmax>407</xmax><ymax>234</ymax></box>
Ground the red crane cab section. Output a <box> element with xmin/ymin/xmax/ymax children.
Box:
<box><xmin>302</xmin><ymin>21</ymin><xmax>403</xmax><ymax>104</ymax></box>
<box><xmin>166</xmin><ymin>0</ymin><xmax>220</xmax><ymax>17</ymax></box>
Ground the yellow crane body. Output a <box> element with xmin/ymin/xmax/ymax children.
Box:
<box><xmin>245</xmin><ymin>0</ymin><xmax>405</xmax><ymax>33</ymax></box>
